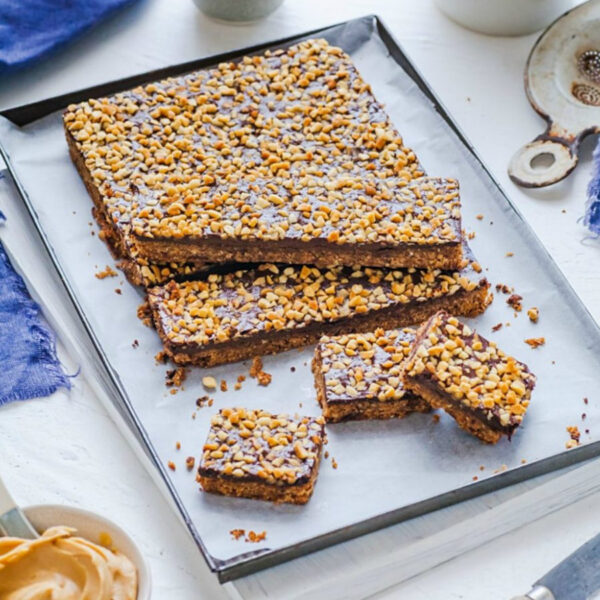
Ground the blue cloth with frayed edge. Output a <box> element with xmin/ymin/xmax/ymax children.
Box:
<box><xmin>0</xmin><ymin>0</ymin><xmax>138</xmax><ymax>74</ymax></box>
<box><xmin>584</xmin><ymin>139</ymin><xmax>600</xmax><ymax>237</ymax></box>
<box><xmin>0</xmin><ymin>238</ymin><xmax>71</xmax><ymax>405</ymax></box>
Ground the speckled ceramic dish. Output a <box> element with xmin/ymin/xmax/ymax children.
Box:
<box><xmin>509</xmin><ymin>0</ymin><xmax>600</xmax><ymax>187</ymax></box>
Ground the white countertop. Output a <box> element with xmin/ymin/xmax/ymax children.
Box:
<box><xmin>1</xmin><ymin>1</ymin><xmax>599</xmax><ymax>598</ymax></box>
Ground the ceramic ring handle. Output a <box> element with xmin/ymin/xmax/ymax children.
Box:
<box><xmin>508</xmin><ymin>138</ymin><xmax>578</xmax><ymax>188</ymax></box>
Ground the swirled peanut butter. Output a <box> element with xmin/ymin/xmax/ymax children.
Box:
<box><xmin>0</xmin><ymin>526</ymin><xmax>137</xmax><ymax>599</ymax></box>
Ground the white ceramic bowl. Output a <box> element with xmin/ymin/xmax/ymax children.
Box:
<box><xmin>433</xmin><ymin>0</ymin><xmax>576</xmax><ymax>36</ymax></box>
<box><xmin>23</xmin><ymin>504</ymin><xmax>151</xmax><ymax>600</ymax></box>
<box><xmin>193</xmin><ymin>0</ymin><xmax>284</xmax><ymax>22</ymax></box>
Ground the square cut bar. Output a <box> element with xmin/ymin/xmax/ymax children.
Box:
<box><xmin>146</xmin><ymin>246</ymin><xmax>490</xmax><ymax>368</ymax></box>
<box><xmin>63</xmin><ymin>38</ymin><xmax>467</xmax><ymax>270</ymax></box>
<box><xmin>402</xmin><ymin>311</ymin><xmax>536</xmax><ymax>443</ymax></box>
<box><xmin>313</xmin><ymin>327</ymin><xmax>430</xmax><ymax>422</ymax></box>
<box><xmin>197</xmin><ymin>408</ymin><xmax>325</xmax><ymax>504</ymax></box>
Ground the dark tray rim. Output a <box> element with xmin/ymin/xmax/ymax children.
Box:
<box><xmin>2</xmin><ymin>14</ymin><xmax>600</xmax><ymax>583</ymax></box>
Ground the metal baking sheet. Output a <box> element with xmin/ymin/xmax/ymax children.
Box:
<box><xmin>2</xmin><ymin>15</ymin><xmax>600</xmax><ymax>582</ymax></box>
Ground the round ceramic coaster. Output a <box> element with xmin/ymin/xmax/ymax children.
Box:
<box><xmin>509</xmin><ymin>0</ymin><xmax>600</xmax><ymax>188</ymax></box>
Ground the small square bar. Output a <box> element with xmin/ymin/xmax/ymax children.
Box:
<box><xmin>313</xmin><ymin>328</ymin><xmax>430</xmax><ymax>422</ymax></box>
<box><xmin>197</xmin><ymin>408</ymin><xmax>325</xmax><ymax>504</ymax></box>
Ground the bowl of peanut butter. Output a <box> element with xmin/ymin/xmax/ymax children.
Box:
<box><xmin>0</xmin><ymin>504</ymin><xmax>150</xmax><ymax>600</ymax></box>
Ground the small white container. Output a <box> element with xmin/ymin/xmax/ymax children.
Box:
<box><xmin>23</xmin><ymin>504</ymin><xmax>151</xmax><ymax>600</ymax></box>
<box><xmin>433</xmin><ymin>0</ymin><xmax>577</xmax><ymax>36</ymax></box>
<box><xmin>193</xmin><ymin>0</ymin><xmax>284</xmax><ymax>22</ymax></box>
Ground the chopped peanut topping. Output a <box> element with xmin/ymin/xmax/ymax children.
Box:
<box><xmin>317</xmin><ymin>327</ymin><xmax>416</xmax><ymax>403</ymax></box>
<box><xmin>199</xmin><ymin>408</ymin><xmax>325</xmax><ymax>486</ymax></box>
<box><xmin>404</xmin><ymin>311</ymin><xmax>536</xmax><ymax>429</ymax></box>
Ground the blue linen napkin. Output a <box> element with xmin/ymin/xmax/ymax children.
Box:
<box><xmin>584</xmin><ymin>139</ymin><xmax>600</xmax><ymax>236</ymax></box>
<box><xmin>0</xmin><ymin>233</ymin><xmax>71</xmax><ymax>405</ymax></box>
<box><xmin>0</xmin><ymin>0</ymin><xmax>138</xmax><ymax>74</ymax></box>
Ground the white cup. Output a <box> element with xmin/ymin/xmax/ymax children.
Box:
<box><xmin>433</xmin><ymin>0</ymin><xmax>578</xmax><ymax>36</ymax></box>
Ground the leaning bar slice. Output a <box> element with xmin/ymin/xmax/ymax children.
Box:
<box><xmin>312</xmin><ymin>328</ymin><xmax>430</xmax><ymax>422</ymax></box>
<box><xmin>403</xmin><ymin>311</ymin><xmax>536</xmax><ymax>443</ymax></box>
<box><xmin>147</xmin><ymin>246</ymin><xmax>490</xmax><ymax>368</ymax></box>
<box><xmin>197</xmin><ymin>408</ymin><xmax>325</xmax><ymax>504</ymax></box>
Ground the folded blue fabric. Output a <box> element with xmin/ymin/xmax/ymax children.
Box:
<box><xmin>0</xmin><ymin>238</ymin><xmax>71</xmax><ymax>405</ymax></box>
<box><xmin>584</xmin><ymin>138</ymin><xmax>600</xmax><ymax>237</ymax></box>
<box><xmin>0</xmin><ymin>0</ymin><xmax>138</xmax><ymax>74</ymax></box>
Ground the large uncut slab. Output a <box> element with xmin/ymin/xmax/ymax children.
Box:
<box><xmin>146</xmin><ymin>248</ymin><xmax>490</xmax><ymax>367</ymax></box>
<box><xmin>63</xmin><ymin>38</ymin><xmax>466</xmax><ymax>271</ymax></box>
<box><xmin>403</xmin><ymin>311</ymin><xmax>537</xmax><ymax>443</ymax></box>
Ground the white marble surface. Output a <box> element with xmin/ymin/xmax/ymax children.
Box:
<box><xmin>1</xmin><ymin>0</ymin><xmax>599</xmax><ymax>598</ymax></box>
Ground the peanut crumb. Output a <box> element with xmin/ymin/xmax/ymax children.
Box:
<box><xmin>249</xmin><ymin>357</ymin><xmax>272</xmax><ymax>386</ymax></box>
<box><xmin>527</xmin><ymin>307</ymin><xmax>539</xmax><ymax>323</ymax></box>
<box><xmin>95</xmin><ymin>265</ymin><xmax>117</xmax><ymax>279</ymax></box>
<box><xmin>505</xmin><ymin>252</ymin><xmax>514</xmax><ymax>257</ymax></box>
<box><xmin>137</xmin><ymin>301</ymin><xmax>153</xmax><ymax>327</ymax></box>
<box><xmin>476</xmin><ymin>214</ymin><xmax>484</xmax><ymax>220</ymax></box>
<box><xmin>324</xmin><ymin>450</ymin><xmax>330</xmax><ymax>459</ymax></box>
<box><xmin>114</xmin><ymin>288</ymin><xmax>122</xmax><ymax>295</ymax></box>
<box><xmin>472</xmin><ymin>476</ymin><xmax>478</xmax><ymax>481</ymax></box>
<box><xmin>524</xmin><ymin>337</ymin><xmax>545</xmax><ymax>348</ymax></box>
<box><xmin>175</xmin><ymin>442</ymin><xmax>181</xmax><ymax>450</ymax></box>
<box><xmin>492</xmin><ymin>323</ymin><xmax>503</xmax><ymax>332</ymax></box>
<box><xmin>220</xmin><ymin>379</ymin><xmax>228</xmax><ymax>392</ymax></box>
<box><xmin>432</xmin><ymin>414</ymin><xmax>440</xmax><ymax>423</ymax></box>
<box><xmin>196</xmin><ymin>395</ymin><xmax>211</xmax><ymax>407</ymax></box>
<box><xmin>155</xmin><ymin>350</ymin><xmax>168</xmax><ymax>364</ymax></box>
<box><xmin>234</xmin><ymin>383</ymin><xmax>242</xmax><ymax>390</ymax></box>
<box><xmin>166</xmin><ymin>367</ymin><xmax>187</xmax><ymax>388</ymax></box>
<box><xmin>230</xmin><ymin>529</ymin><xmax>245</xmax><ymax>540</ymax></box>
<box><xmin>507</xmin><ymin>294</ymin><xmax>522</xmax><ymax>312</ymax></box>
<box><xmin>167</xmin><ymin>461</ymin><xmax>176</xmax><ymax>471</ymax></box>
<box><xmin>202</xmin><ymin>376</ymin><xmax>217</xmax><ymax>390</ymax></box>
<box><xmin>257</xmin><ymin>370</ymin><xmax>272</xmax><ymax>386</ymax></box>
<box><xmin>186</xmin><ymin>457</ymin><xmax>195</xmax><ymax>470</ymax></box>
<box><xmin>246</xmin><ymin>530</ymin><xmax>267</xmax><ymax>543</ymax></box>
<box><xmin>567</xmin><ymin>425</ymin><xmax>581</xmax><ymax>448</ymax></box>
<box><xmin>331</xmin><ymin>457</ymin><xmax>338</xmax><ymax>469</ymax></box>
<box><xmin>249</xmin><ymin>357</ymin><xmax>263</xmax><ymax>378</ymax></box>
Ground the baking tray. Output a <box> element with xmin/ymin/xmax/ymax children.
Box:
<box><xmin>2</xmin><ymin>15</ymin><xmax>600</xmax><ymax>583</ymax></box>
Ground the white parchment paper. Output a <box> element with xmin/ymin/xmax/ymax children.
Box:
<box><xmin>2</xmin><ymin>18</ymin><xmax>599</xmax><ymax>574</ymax></box>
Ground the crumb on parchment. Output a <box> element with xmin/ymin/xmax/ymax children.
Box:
<box><xmin>507</xmin><ymin>294</ymin><xmax>522</xmax><ymax>312</ymax></box>
<box><xmin>249</xmin><ymin>357</ymin><xmax>272</xmax><ymax>386</ymax></box>
<box><xmin>95</xmin><ymin>265</ymin><xmax>117</xmax><ymax>279</ymax></box>
<box><xmin>525</xmin><ymin>337</ymin><xmax>545</xmax><ymax>348</ymax></box>
<box><xmin>202</xmin><ymin>376</ymin><xmax>217</xmax><ymax>390</ymax></box>
<box><xmin>166</xmin><ymin>367</ymin><xmax>187</xmax><ymax>388</ymax></box>
<box><xmin>566</xmin><ymin>426</ymin><xmax>581</xmax><ymax>449</ymax></box>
